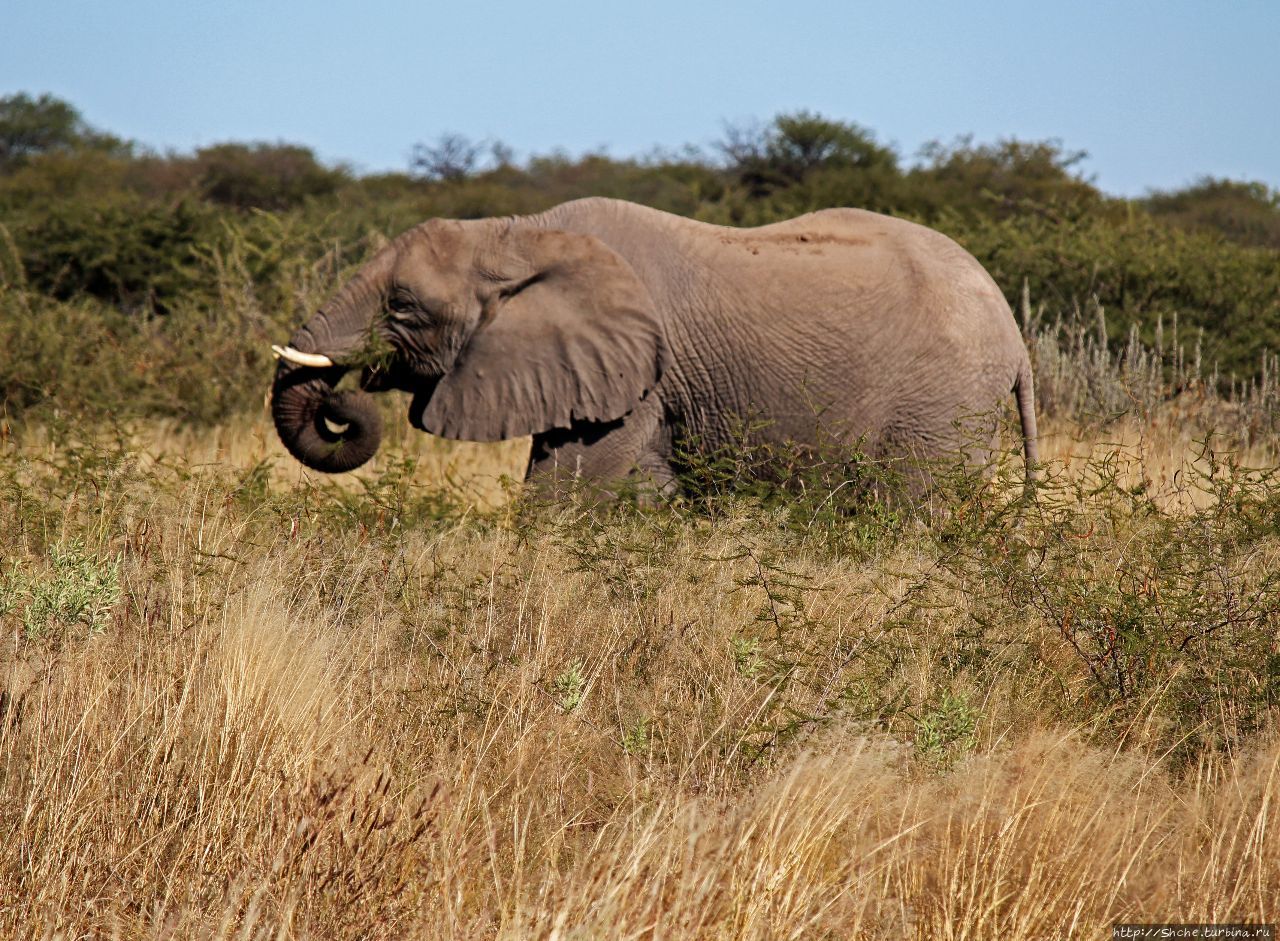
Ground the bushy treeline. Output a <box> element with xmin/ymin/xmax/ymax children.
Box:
<box><xmin>1</xmin><ymin>91</ymin><xmax>1278</xmax><ymax>424</ymax></box>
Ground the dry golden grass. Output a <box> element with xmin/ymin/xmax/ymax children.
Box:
<box><xmin>1040</xmin><ymin>411</ymin><xmax>1276</xmax><ymax>512</ymax></box>
<box><xmin>1</xmin><ymin>407</ymin><xmax>1277</xmax><ymax>938</ymax></box>
<box><xmin>11</xmin><ymin>399</ymin><xmax>531</xmax><ymax>512</ymax></box>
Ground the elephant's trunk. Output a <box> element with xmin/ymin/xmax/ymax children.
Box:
<box><xmin>270</xmin><ymin>261</ymin><xmax>391</xmax><ymax>473</ymax></box>
<box><xmin>275</xmin><ymin>250</ymin><xmax>399</xmax><ymax>471</ymax></box>
<box><xmin>270</xmin><ymin>362</ymin><xmax>383</xmax><ymax>473</ymax></box>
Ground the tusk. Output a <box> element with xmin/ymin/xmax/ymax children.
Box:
<box><xmin>272</xmin><ymin>345</ymin><xmax>335</xmax><ymax>368</ymax></box>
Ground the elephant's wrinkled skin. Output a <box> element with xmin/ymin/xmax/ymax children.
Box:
<box><xmin>270</xmin><ymin>197</ymin><xmax>1038</xmax><ymax>495</ymax></box>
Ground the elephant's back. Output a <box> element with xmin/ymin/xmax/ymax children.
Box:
<box><xmin>732</xmin><ymin>209</ymin><xmax>1009</xmax><ymax>319</ymax></box>
<box><xmin>543</xmin><ymin>198</ymin><xmax>1010</xmax><ymax>335</ymax></box>
<box><xmin>699</xmin><ymin>208</ymin><xmax>1021</xmax><ymax>361</ymax></box>
<box><xmin>680</xmin><ymin>208</ymin><xmax>1027</xmax><ymax>451</ymax></box>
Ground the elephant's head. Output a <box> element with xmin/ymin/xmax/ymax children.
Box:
<box><xmin>270</xmin><ymin>218</ymin><xmax>667</xmax><ymax>473</ymax></box>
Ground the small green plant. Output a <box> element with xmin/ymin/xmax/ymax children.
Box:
<box><xmin>621</xmin><ymin>717</ymin><xmax>652</xmax><ymax>755</ymax></box>
<box><xmin>551</xmin><ymin>659</ymin><xmax>587</xmax><ymax>713</ymax></box>
<box><xmin>732</xmin><ymin>635</ymin><xmax>764</xmax><ymax>679</ymax></box>
<box><xmin>2</xmin><ymin>540</ymin><xmax>122</xmax><ymax>639</ymax></box>
<box><xmin>914</xmin><ymin>692</ymin><xmax>979</xmax><ymax>771</ymax></box>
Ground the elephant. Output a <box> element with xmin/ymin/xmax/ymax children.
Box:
<box><xmin>269</xmin><ymin>197</ymin><xmax>1038</xmax><ymax>497</ymax></box>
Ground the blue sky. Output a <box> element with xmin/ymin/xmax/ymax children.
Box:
<box><xmin>3</xmin><ymin>0</ymin><xmax>1276</xmax><ymax>196</ymax></box>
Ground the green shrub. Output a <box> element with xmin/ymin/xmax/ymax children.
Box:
<box><xmin>938</xmin><ymin>209</ymin><xmax>1280</xmax><ymax>380</ymax></box>
<box><xmin>7</xmin><ymin>195</ymin><xmax>217</xmax><ymax>312</ymax></box>
<box><xmin>0</xmin><ymin>539</ymin><xmax>121</xmax><ymax>639</ymax></box>
<box><xmin>192</xmin><ymin>142</ymin><xmax>351</xmax><ymax>211</ymax></box>
<box><xmin>1145</xmin><ymin>177</ymin><xmax>1280</xmax><ymax>249</ymax></box>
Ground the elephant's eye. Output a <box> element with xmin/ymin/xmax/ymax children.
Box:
<box><xmin>387</xmin><ymin>293</ymin><xmax>418</xmax><ymax>321</ymax></box>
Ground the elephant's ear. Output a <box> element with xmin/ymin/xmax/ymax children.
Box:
<box><xmin>417</xmin><ymin>226</ymin><xmax>667</xmax><ymax>441</ymax></box>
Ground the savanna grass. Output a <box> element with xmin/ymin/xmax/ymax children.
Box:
<box><xmin>1</xmin><ymin>397</ymin><xmax>1277</xmax><ymax>937</ymax></box>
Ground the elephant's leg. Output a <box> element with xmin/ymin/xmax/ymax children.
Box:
<box><xmin>526</xmin><ymin>397</ymin><xmax>674</xmax><ymax>501</ymax></box>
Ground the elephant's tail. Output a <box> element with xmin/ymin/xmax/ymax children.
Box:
<box><xmin>1014</xmin><ymin>358</ymin><xmax>1040</xmax><ymax>492</ymax></box>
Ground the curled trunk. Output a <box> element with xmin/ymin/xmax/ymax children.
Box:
<box><xmin>271</xmin><ymin>363</ymin><xmax>382</xmax><ymax>473</ymax></box>
<box><xmin>270</xmin><ymin>263</ymin><xmax>392</xmax><ymax>473</ymax></box>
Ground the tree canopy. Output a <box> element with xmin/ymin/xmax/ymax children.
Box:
<box><xmin>0</xmin><ymin>92</ymin><xmax>126</xmax><ymax>170</ymax></box>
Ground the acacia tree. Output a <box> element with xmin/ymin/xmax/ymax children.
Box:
<box><xmin>718</xmin><ymin>111</ymin><xmax>898</xmax><ymax>197</ymax></box>
<box><xmin>410</xmin><ymin>133</ymin><xmax>483</xmax><ymax>182</ymax></box>
<box><xmin>0</xmin><ymin>92</ymin><xmax>125</xmax><ymax>172</ymax></box>
<box><xmin>908</xmin><ymin>137</ymin><xmax>1101</xmax><ymax>219</ymax></box>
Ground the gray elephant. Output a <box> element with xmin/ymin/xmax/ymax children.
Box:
<box><xmin>270</xmin><ymin>197</ymin><xmax>1038</xmax><ymax>495</ymax></box>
